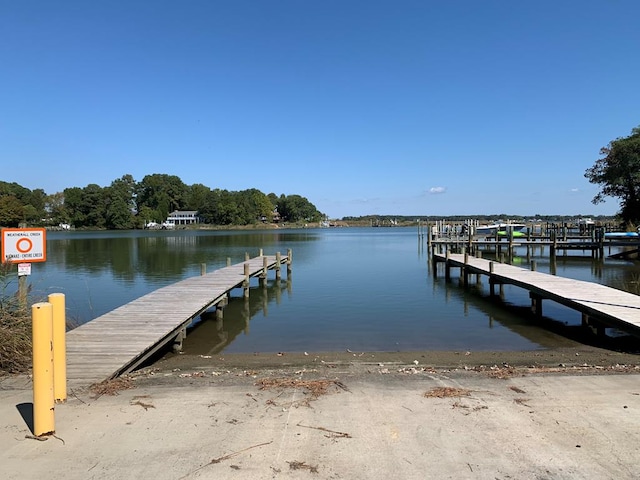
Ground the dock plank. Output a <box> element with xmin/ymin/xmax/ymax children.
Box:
<box><xmin>65</xmin><ymin>254</ymin><xmax>288</xmax><ymax>388</ymax></box>
<box><xmin>433</xmin><ymin>253</ymin><xmax>640</xmax><ymax>336</ymax></box>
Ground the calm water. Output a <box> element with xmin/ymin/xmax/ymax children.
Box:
<box><xmin>13</xmin><ymin>228</ymin><xmax>640</xmax><ymax>354</ymax></box>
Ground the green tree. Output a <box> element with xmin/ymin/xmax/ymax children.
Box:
<box><xmin>0</xmin><ymin>195</ymin><xmax>25</xmax><ymax>227</ymax></box>
<box><xmin>235</xmin><ymin>188</ymin><xmax>273</xmax><ymax>224</ymax></box>
<box><xmin>137</xmin><ymin>174</ymin><xmax>187</xmax><ymax>222</ymax></box>
<box><xmin>277</xmin><ymin>194</ymin><xmax>322</xmax><ymax>223</ymax></box>
<box><xmin>105</xmin><ymin>175</ymin><xmax>136</xmax><ymax>229</ymax></box>
<box><xmin>186</xmin><ymin>183</ymin><xmax>211</xmax><ymax>212</ymax></box>
<box><xmin>64</xmin><ymin>184</ymin><xmax>107</xmax><ymax>228</ymax></box>
<box><xmin>46</xmin><ymin>192</ymin><xmax>68</xmax><ymax>225</ymax></box>
<box><xmin>0</xmin><ymin>182</ymin><xmax>47</xmax><ymax>225</ymax></box>
<box><xmin>585</xmin><ymin>126</ymin><xmax>640</xmax><ymax>226</ymax></box>
<box><xmin>201</xmin><ymin>189</ymin><xmax>238</xmax><ymax>225</ymax></box>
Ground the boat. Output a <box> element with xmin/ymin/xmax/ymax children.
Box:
<box><xmin>604</xmin><ymin>231</ymin><xmax>639</xmax><ymax>239</ymax></box>
<box><xmin>475</xmin><ymin>223</ymin><xmax>527</xmax><ymax>237</ymax></box>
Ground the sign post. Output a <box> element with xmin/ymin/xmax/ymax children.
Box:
<box><xmin>1</xmin><ymin>228</ymin><xmax>47</xmax><ymax>263</ymax></box>
<box><xmin>2</xmin><ymin>228</ymin><xmax>47</xmax><ymax>309</ymax></box>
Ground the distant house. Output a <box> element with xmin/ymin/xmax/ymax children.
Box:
<box><xmin>165</xmin><ymin>210</ymin><xmax>201</xmax><ymax>226</ymax></box>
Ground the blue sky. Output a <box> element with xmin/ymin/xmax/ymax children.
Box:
<box><xmin>2</xmin><ymin>1</ymin><xmax>639</xmax><ymax>218</ymax></box>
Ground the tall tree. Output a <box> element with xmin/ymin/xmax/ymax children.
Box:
<box><xmin>64</xmin><ymin>184</ymin><xmax>107</xmax><ymax>228</ymax></box>
<box><xmin>46</xmin><ymin>192</ymin><xmax>68</xmax><ymax>224</ymax></box>
<box><xmin>136</xmin><ymin>174</ymin><xmax>187</xmax><ymax>222</ymax></box>
<box><xmin>105</xmin><ymin>175</ymin><xmax>137</xmax><ymax>229</ymax></box>
<box><xmin>0</xmin><ymin>195</ymin><xmax>25</xmax><ymax>227</ymax></box>
<box><xmin>186</xmin><ymin>183</ymin><xmax>211</xmax><ymax>211</ymax></box>
<box><xmin>277</xmin><ymin>194</ymin><xmax>322</xmax><ymax>223</ymax></box>
<box><xmin>585</xmin><ymin>126</ymin><xmax>640</xmax><ymax>226</ymax></box>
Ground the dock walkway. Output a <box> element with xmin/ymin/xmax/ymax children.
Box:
<box><xmin>65</xmin><ymin>253</ymin><xmax>289</xmax><ymax>388</ymax></box>
<box><xmin>433</xmin><ymin>253</ymin><xmax>640</xmax><ymax>338</ymax></box>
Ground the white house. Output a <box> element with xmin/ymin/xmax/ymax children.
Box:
<box><xmin>165</xmin><ymin>210</ymin><xmax>201</xmax><ymax>226</ymax></box>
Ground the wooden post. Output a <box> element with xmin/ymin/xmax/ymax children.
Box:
<box><xmin>598</xmin><ymin>229</ymin><xmax>605</xmax><ymax>259</ymax></box>
<box><xmin>18</xmin><ymin>274</ymin><xmax>28</xmax><ymax>310</ymax></box>
<box><xmin>275</xmin><ymin>252</ymin><xmax>282</xmax><ymax>280</ymax></box>
<box><xmin>489</xmin><ymin>261</ymin><xmax>495</xmax><ymax>296</ymax></box>
<box><xmin>531</xmin><ymin>260</ymin><xmax>536</xmax><ymax>272</ymax></box>
<box><xmin>200</xmin><ymin>263</ymin><xmax>206</xmax><ymax>276</ymax></box>
<box><xmin>463</xmin><ymin>252</ymin><xmax>469</xmax><ymax>287</ymax></box>
<box><xmin>259</xmin><ymin>248</ymin><xmax>263</xmax><ymax>256</ymax></box>
<box><xmin>530</xmin><ymin>293</ymin><xmax>542</xmax><ymax>318</ymax></box>
<box><xmin>431</xmin><ymin>252</ymin><xmax>439</xmax><ymax>277</ymax></box>
<box><xmin>581</xmin><ymin>313</ymin><xmax>589</xmax><ymax>328</ymax></box>
<box><xmin>445</xmin><ymin>250</ymin><xmax>451</xmax><ymax>280</ymax></box>
<box><xmin>260</xmin><ymin>255</ymin><xmax>268</xmax><ymax>283</ymax></box>
<box><xmin>243</xmin><ymin>262</ymin><xmax>250</xmax><ymax>298</ymax></box>
<box><xmin>227</xmin><ymin>257</ymin><xmax>231</xmax><ymax>267</ymax></box>
<box><xmin>245</xmin><ymin>252</ymin><xmax>250</xmax><ymax>261</ymax></box>
<box><xmin>287</xmin><ymin>248</ymin><xmax>292</xmax><ymax>276</ymax></box>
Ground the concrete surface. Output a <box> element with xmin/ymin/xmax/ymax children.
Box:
<box><xmin>2</xmin><ymin>365</ymin><xmax>640</xmax><ymax>480</ymax></box>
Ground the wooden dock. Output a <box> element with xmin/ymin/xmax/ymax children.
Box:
<box><xmin>65</xmin><ymin>252</ymin><xmax>290</xmax><ymax>388</ymax></box>
<box><xmin>432</xmin><ymin>252</ymin><xmax>640</xmax><ymax>339</ymax></box>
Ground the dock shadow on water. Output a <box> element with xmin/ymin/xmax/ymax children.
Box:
<box><xmin>167</xmin><ymin>277</ymin><xmax>293</xmax><ymax>358</ymax></box>
<box><xmin>439</xmin><ymin>272</ymin><xmax>639</xmax><ymax>355</ymax></box>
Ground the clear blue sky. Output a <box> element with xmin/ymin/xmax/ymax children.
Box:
<box><xmin>2</xmin><ymin>1</ymin><xmax>638</xmax><ymax>218</ymax></box>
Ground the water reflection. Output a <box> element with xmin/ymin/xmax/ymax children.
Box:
<box><xmin>182</xmin><ymin>277</ymin><xmax>292</xmax><ymax>356</ymax></box>
<box><xmin>17</xmin><ymin>228</ymin><xmax>640</xmax><ymax>353</ymax></box>
<box><xmin>45</xmin><ymin>229</ymin><xmax>316</xmax><ymax>283</ymax></box>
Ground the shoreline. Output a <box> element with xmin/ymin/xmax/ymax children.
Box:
<box><xmin>153</xmin><ymin>345</ymin><xmax>640</xmax><ymax>376</ymax></box>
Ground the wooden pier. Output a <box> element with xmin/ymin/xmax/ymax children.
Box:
<box><xmin>420</xmin><ymin>221</ymin><xmax>640</xmax><ymax>260</ymax></box>
<box><xmin>432</xmin><ymin>252</ymin><xmax>640</xmax><ymax>339</ymax></box>
<box><xmin>65</xmin><ymin>252</ymin><xmax>290</xmax><ymax>388</ymax></box>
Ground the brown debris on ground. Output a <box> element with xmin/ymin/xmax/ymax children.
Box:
<box><xmin>288</xmin><ymin>460</ymin><xmax>319</xmax><ymax>473</ymax></box>
<box><xmin>424</xmin><ymin>386</ymin><xmax>471</xmax><ymax>398</ymax></box>
<box><xmin>256</xmin><ymin>377</ymin><xmax>347</xmax><ymax>399</ymax></box>
<box><xmin>89</xmin><ymin>377</ymin><xmax>134</xmax><ymax>398</ymax></box>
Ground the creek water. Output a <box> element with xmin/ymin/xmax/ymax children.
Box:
<box><xmin>15</xmin><ymin>227</ymin><xmax>640</xmax><ymax>354</ymax></box>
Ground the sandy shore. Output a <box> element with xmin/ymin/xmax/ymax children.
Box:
<box><xmin>2</xmin><ymin>346</ymin><xmax>639</xmax><ymax>480</ymax></box>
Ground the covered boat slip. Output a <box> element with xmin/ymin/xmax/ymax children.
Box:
<box><xmin>433</xmin><ymin>252</ymin><xmax>640</xmax><ymax>339</ymax></box>
<box><xmin>65</xmin><ymin>253</ymin><xmax>290</xmax><ymax>388</ymax></box>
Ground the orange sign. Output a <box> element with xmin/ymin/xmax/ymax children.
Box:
<box><xmin>1</xmin><ymin>228</ymin><xmax>47</xmax><ymax>263</ymax></box>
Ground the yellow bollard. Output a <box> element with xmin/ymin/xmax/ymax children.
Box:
<box><xmin>32</xmin><ymin>302</ymin><xmax>55</xmax><ymax>436</ymax></box>
<box><xmin>48</xmin><ymin>293</ymin><xmax>67</xmax><ymax>403</ymax></box>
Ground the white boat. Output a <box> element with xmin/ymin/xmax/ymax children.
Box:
<box><xmin>475</xmin><ymin>223</ymin><xmax>527</xmax><ymax>237</ymax></box>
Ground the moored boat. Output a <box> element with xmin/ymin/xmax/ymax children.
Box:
<box><xmin>475</xmin><ymin>223</ymin><xmax>527</xmax><ymax>237</ymax></box>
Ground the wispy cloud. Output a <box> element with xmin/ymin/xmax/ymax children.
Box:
<box><xmin>570</xmin><ymin>188</ymin><xmax>579</xmax><ymax>192</ymax></box>
<box><xmin>429</xmin><ymin>186</ymin><xmax>446</xmax><ymax>194</ymax></box>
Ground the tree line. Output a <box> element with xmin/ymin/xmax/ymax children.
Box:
<box><xmin>585</xmin><ymin>125</ymin><xmax>640</xmax><ymax>227</ymax></box>
<box><xmin>0</xmin><ymin>173</ymin><xmax>323</xmax><ymax>229</ymax></box>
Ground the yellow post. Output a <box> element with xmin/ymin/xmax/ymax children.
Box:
<box><xmin>48</xmin><ymin>293</ymin><xmax>67</xmax><ymax>403</ymax></box>
<box><xmin>32</xmin><ymin>302</ymin><xmax>55</xmax><ymax>436</ymax></box>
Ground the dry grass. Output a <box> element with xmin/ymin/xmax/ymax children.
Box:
<box><xmin>424</xmin><ymin>386</ymin><xmax>472</xmax><ymax>398</ymax></box>
<box><xmin>0</xmin><ymin>262</ymin><xmax>32</xmax><ymax>373</ymax></box>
